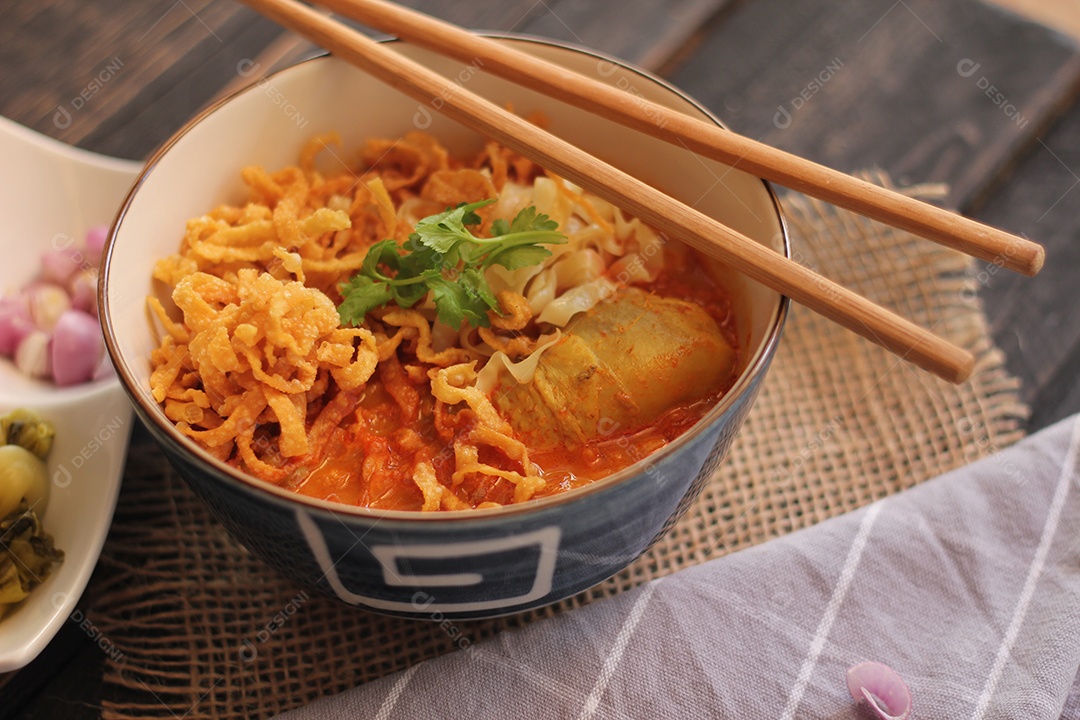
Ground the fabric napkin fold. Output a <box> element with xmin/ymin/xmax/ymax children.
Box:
<box><xmin>277</xmin><ymin>414</ymin><xmax>1080</xmax><ymax>719</ymax></box>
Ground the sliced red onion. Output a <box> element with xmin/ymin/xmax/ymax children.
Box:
<box><xmin>68</xmin><ymin>269</ymin><xmax>98</xmax><ymax>316</ymax></box>
<box><xmin>84</xmin><ymin>225</ymin><xmax>109</xmax><ymax>268</ymax></box>
<box><xmin>0</xmin><ymin>296</ymin><xmax>34</xmax><ymax>356</ymax></box>
<box><xmin>15</xmin><ymin>329</ymin><xmax>52</xmax><ymax>379</ymax></box>
<box><xmin>51</xmin><ymin>309</ymin><xmax>104</xmax><ymax>386</ymax></box>
<box><xmin>847</xmin><ymin>661</ymin><xmax>912</xmax><ymax>720</ymax></box>
<box><xmin>27</xmin><ymin>282</ymin><xmax>71</xmax><ymax>332</ymax></box>
<box><xmin>40</xmin><ymin>248</ymin><xmax>83</xmax><ymax>285</ymax></box>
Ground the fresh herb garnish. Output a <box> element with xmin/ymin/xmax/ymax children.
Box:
<box><xmin>337</xmin><ymin>198</ymin><xmax>566</xmax><ymax>329</ymax></box>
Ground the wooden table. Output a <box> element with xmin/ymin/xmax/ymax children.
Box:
<box><xmin>3</xmin><ymin>0</ymin><xmax>1079</xmax><ymax>716</ymax></box>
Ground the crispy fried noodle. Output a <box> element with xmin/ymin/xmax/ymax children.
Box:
<box><xmin>149</xmin><ymin>130</ymin><xmax>735</xmax><ymax>512</ymax></box>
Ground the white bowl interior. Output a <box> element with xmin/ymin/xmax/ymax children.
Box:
<box><xmin>0</xmin><ymin>116</ymin><xmax>139</xmax><ymax>671</ymax></box>
<box><xmin>108</xmin><ymin>42</ymin><xmax>784</xmax><ymax>424</ymax></box>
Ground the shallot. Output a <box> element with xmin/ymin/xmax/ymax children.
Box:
<box><xmin>846</xmin><ymin>661</ymin><xmax>912</xmax><ymax>720</ymax></box>
<box><xmin>27</xmin><ymin>283</ymin><xmax>71</xmax><ymax>331</ymax></box>
<box><xmin>51</xmin><ymin>310</ymin><xmax>103</xmax><ymax>386</ymax></box>
<box><xmin>15</xmin><ymin>329</ymin><xmax>51</xmax><ymax>379</ymax></box>
<box><xmin>1</xmin><ymin>225</ymin><xmax>109</xmax><ymax>385</ymax></box>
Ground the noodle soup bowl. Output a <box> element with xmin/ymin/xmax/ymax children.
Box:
<box><xmin>101</xmin><ymin>40</ymin><xmax>789</xmax><ymax>619</ymax></box>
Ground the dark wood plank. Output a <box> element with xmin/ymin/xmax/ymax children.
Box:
<box><xmin>975</xmin><ymin>100</ymin><xmax>1080</xmax><ymax>431</ymax></box>
<box><xmin>665</xmin><ymin>0</ymin><xmax>1080</xmax><ymax>211</ymax></box>
<box><xmin>81</xmin><ymin>12</ymin><xmax>286</xmax><ymax>159</ymax></box>
<box><xmin>383</xmin><ymin>0</ymin><xmax>733</xmax><ymax>69</ymax></box>
<box><xmin>518</xmin><ymin>0</ymin><xmax>731</xmax><ymax>70</ymax></box>
<box><xmin>0</xmin><ymin>0</ymin><xmax>288</xmax><ymax>159</ymax></box>
<box><xmin>0</xmin><ymin>0</ymin><xmax>736</xmax><ymax>163</ymax></box>
<box><xmin>211</xmin><ymin>0</ymin><xmax>736</xmax><ymax>114</ymax></box>
<box><xmin>382</xmin><ymin>0</ymin><xmax>549</xmax><ymax>34</ymax></box>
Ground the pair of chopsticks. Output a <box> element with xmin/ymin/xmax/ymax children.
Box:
<box><xmin>239</xmin><ymin>0</ymin><xmax>1044</xmax><ymax>384</ymax></box>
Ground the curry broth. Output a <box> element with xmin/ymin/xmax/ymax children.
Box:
<box><xmin>287</xmin><ymin>243</ymin><xmax>739</xmax><ymax>511</ymax></box>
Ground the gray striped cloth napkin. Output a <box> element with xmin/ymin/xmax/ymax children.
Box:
<box><xmin>277</xmin><ymin>415</ymin><xmax>1080</xmax><ymax>719</ymax></box>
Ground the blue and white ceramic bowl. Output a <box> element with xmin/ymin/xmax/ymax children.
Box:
<box><xmin>100</xmin><ymin>39</ymin><xmax>789</xmax><ymax>619</ymax></box>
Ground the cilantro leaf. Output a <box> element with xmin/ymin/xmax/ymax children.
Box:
<box><xmin>507</xmin><ymin>205</ymin><xmax>558</xmax><ymax>234</ymax></box>
<box><xmin>460</xmin><ymin>267</ymin><xmax>500</xmax><ymax>311</ymax></box>
<box><xmin>427</xmin><ymin>275</ymin><xmax>490</xmax><ymax>329</ymax></box>
<box><xmin>472</xmin><ymin>206</ymin><xmax>565</xmax><ymax>272</ymax></box>
<box><xmin>413</xmin><ymin>199</ymin><xmax>495</xmax><ymax>254</ymax></box>
<box><xmin>336</xmin><ymin>198</ymin><xmax>566</xmax><ymax>330</ymax></box>
<box><xmin>338</xmin><ymin>274</ymin><xmax>394</xmax><ymax>326</ymax></box>
<box><xmin>361</xmin><ymin>239</ymin><xmax>402</xmax><ymax>279</ymax></box>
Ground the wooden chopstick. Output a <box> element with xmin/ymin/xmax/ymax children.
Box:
<box><xmin>238</xmin><ymin>0</ymin><xmax>976</xmax><ymax>383</ymax></box>
<box><xmin>315</xmin><ymin>0</ymin><xmax>1044</xmax><ymax>278</ymax></box>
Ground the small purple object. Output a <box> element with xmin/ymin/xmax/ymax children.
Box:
<box><xmin>847</xmin><ymin>661</ymin><xmax>912</xmax><ymax>720</ymax></box>
<box><xmin>51</xmin><ymin>309</ymin><xmax>104</xmax><ymax>386</ymax></box>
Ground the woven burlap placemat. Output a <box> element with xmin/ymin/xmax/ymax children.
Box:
<box><xmin>85</xmin><ymin>173</ymin><xmax>1028</xmax><ymax>719</ymax></box>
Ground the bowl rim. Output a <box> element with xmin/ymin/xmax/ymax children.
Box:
<box><xmin>100</xmin><ymin>35</ymin><xmax>791</xmax><ymax>525</ymax></box>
